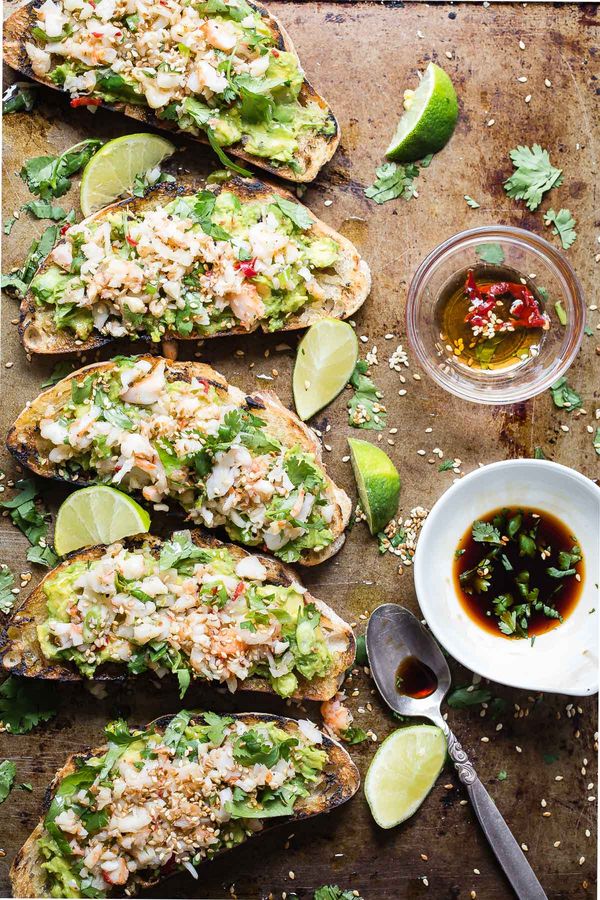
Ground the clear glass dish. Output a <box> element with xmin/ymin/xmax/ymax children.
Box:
<box><xmin>406</xmin><ymin>225</ymin><xmax>585</xmax><ymax>405</ymax></box>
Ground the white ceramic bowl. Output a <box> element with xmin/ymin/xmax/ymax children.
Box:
<box><xmin>414</xmin><ymin>460</ymin><xmax>600</xmax><ymax>696</ymax></box>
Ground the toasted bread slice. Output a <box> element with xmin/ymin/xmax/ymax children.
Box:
<box><xmin>0</xmin><ymin>530</ymin><xmax>355</xmax><ymax>699</ymax></box>
<box><xmin>9</xmin><ymin>711</ymin><xmax>360</xmax><ymax>899</ymax></box>
<box><xmin>19</xmin><ymin>176</ymin><xmax>371</xmax><ymax>355</ymax></box>
<box><xmin>3</xmin><ymin>0</ymin><xmax>340</xmax><ymax>183</ymax></box>
<box><xmin>6</xmin><ymin>355</ymin><xmax>352</xmax><ymax>564</ymax></box>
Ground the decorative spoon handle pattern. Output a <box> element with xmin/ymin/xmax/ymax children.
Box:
<box><xmin>443</xmin><ymin>723</ymin><xmax>548</xmax><ymax>900</ymax></box>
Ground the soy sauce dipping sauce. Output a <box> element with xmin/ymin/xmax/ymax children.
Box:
<box><xmin>396</xmin><ymin>656</ymin><xmax>438</xmax><ymax>699</ymax></box>
<box><xmin>454</xmin><ymin>506</ymin><xmax>584</xmax><ymax>639</ymax></box>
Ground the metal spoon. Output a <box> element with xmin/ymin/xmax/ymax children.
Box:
<box><xmin>366</xmin><ymin>603</ymin><xmax>548</xmax><ymax>900</ymax></box>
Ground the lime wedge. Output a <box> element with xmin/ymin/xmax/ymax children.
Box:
<box><xmin>293</xmin><ymin>318</ymin><xmax>358</xmax><ymax>421</ymax></box>
<box><xmin>386</xmin><ymin>63</ymin><xmax>458</xmax><ymax>163</ymax></box>
<box><xmin>365</xmin><ymin>725</ymin><xmax>447</xmax><ymax>828</ymax></box>
<box><xmin>80</xmin><ymin>133</ymin><xmax>175</xmax><ymax>216</ymax></box>
<box><xmin>348</xmin><ymin>438</ymin><xmax>400</xmax><ymax>535</ymax></box>
<box><xmin>54</xmin><ymin>486</ymin><xmax>151</xmax><ymax>556</ymax></box>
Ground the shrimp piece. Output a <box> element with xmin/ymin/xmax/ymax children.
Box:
<box><xmin>121</xmin><ymin>360</ymin><xmax>165</xmax><ymax>405</ymax></box>
<box><xmin>51</xmin><ymin>242</ymin><xmax>73</xmax><ymax>270</ymax></box>
<box><xmin>226</xmin><ymin>283</ymin><xmax>265</xmax><ymax>328</ymax></box>
<box><xmin>204</xmin><ymin>19</ymin><xmax>237</xmax><ymax>51</ymax></box>
<box><xmin>320</xmin><ymin>693</ymin><xmax>353</xmax><ymax>738</ymax></box>
<box><xmin>101</xmin><ymin>858</ymin><xmax>129</xmax><ymax>886</ymax></box>
<box><xmin>25</xmin><ymin>42</ymin><xmax>51</xmax><ymax>76</ymax></box>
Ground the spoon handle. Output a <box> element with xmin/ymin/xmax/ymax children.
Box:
<box><xmin>445</xmin><ymin>727</ymin><xmax>548</xmax><ymax>900</ymax></box>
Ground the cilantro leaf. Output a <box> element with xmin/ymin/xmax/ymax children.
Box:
<box><xmin>533</xmin><ymin>447</ymin><xmax>547</xmax><ymax>459</ymax></box>
<box><xmin>475</xmin><ymin>243</ymin><xmax>505</xmax><ymax>265</ymax></box>
<box><xmin>0</xmin><ymin>478</ymin><xmax>57</xmax><ymax>564</ymax></box>
<box><xmin>342</xmin><ymin>726</ymin><xmax>369</xmax><ymax>745</ymax></box>
<box><xmin>348</xmin><ymin>360</ymin><xmax>386</xmax><ymax>430</ymax></box>
<box><xmin>497</xmin><ymin>770</ymin><xmax>508</xmax><ymax>781</ymax></box>
<box><xmin>0</xmin><ymin>566</ymin><xmax>16</xmax><ymax>615</ymax></box>
<box><xmin>41</xmin><ymin>361</ymin><xmax>76</xmax><ymax>388</ymax></box>
<box><xmin>176</xmin><ymin>668</ymin><xmax>191</xmax><ymax>699</ymax></box>
<box><xmin>438</xmin><ymin>459</ymin><xmax>456</xmax><ymax>472</ymax></box>
<box><xmin>543</xmin><ymin>208</ymin><xmax>577</xmax><ymax>250</ymax></box>
<box><xmin>192</xmin><ymin>190</ymin><xmax>231</xmax><ymax>241</ymax></box>
<box><xmin>447</xmin><ymin>686</ymin><xmax>493</xmax><ymax>708</ymax></box>
<box><xmin>273</xmin><ymin>196</ymin><xmax>313</xmax><ymax>230</ymax></box>
<box><xmin>550</xmin><ymin>377</ymin><xmax>582</xmax><ymax>412</ymax></box>
<box><xmin>159</xmin><ymin>530</ymin><xmax>212</xmax><ymax>574</ymax></box>
<box><xmin>314</xmin><ymin>887</ymin><xmax>362</xmax><ymax>900</ymax></box>
<box><xmin>26</xmin><ymin>544</ymin><xmax>59</xmax><ymax>568</ymax></box>
<box><xmin>364</xmin><ymin>161</ymin><xmax>420</xmax><ymax>204</ymax></box>
<box><xmin>594</xmin><ymin>427</ymin><xmax>600</xmax><ymax>456</ymax></box>
<box><xmin>20</xmin><ymin>139</ymin><xmax>102</xmax><ymax>200</ymax></box>
<box><xmin>472</xmin><ymin>521</ymin><xmax>503</xmax><ymax>545</ymax></box>
<box><xmin>23</xmin><ymin>200</ymin><xmax>69</xmax><ymax>221</ymax></box>
<box><xmin>1</xmin><ymin>224</ymin><xmax>59</xmax><ymax>297</ymax></box>
<box><xmin>0</xmin><ymin>761</ymin><xmax>16</xmax><ymax>804</ymax></box>
<box><xmin>464</xmin><ymin>195</ymin><xmax>480</xmax><ymax>208</ymax></box>
<box><xmin>3</xmin><ymin>82</ymin><xmax>37</xmax><ymax>115</ymax></box>
<box><xmin>503</xmin><ymin>144</ymin><xmax>563</xmax><ymax>211</ymax></box>
<box><xmin>0</xmin><ymin>677</ymin><xmax>58</xmax><ymax>733</ymax></box>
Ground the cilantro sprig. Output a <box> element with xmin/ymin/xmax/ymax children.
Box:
<box><xmin>0</xmin><ymin>677</ymin><xmax>59</xmax><ymax>734</ymax></box>
<box><xmin>347</xmin><ymin>360</ymin><xmax>387</xmax><ymax>430</ymax></box>
<box><xmin>0</xmin><ymin>478</ymin><xmax>58</xmax><ymax>568</ymax></box>
<box><xmin>543</xmin><ymin>208</ymin><xmax>577</xmax><ymax>250</ymax></box>
<box><xmin>0</xmin><ymin>761</ymin><xmax>16</xmax><ymax>804</ymax></box>
<box><xmin>503</xmin><ymin>144</ymin><xmax>563</xmax><ymax>211</ymax></box>
<box><xmin>20</xmin><ymin>138</ymin><xmax>102</xmax><ymax>200</ymax></box>
<box><xmin>550</xmin><ymin>377</ymin><xmax>582</xmax><ymax>412</ymax></box>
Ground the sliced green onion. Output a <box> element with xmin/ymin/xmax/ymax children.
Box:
<box><xmin>554</xmin><ymin>300</ymin><xmax>567</xmax><ymax>326</ymax></box>
<box><xmin>206</xmin><ymin>128</ymin><xmax>252</xmax><ymax>178</ymax></box>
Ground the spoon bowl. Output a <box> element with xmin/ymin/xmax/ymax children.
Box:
<box><xmin>366</xmin><ymin>604</ymin><xmax>450</xmax><ymax>722</ymax></box>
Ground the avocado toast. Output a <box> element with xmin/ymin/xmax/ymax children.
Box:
<box><xmin>0</xmin><ymin>530</ymin><xmax>355</xmax><ymax>699</ymax></box>
<box><xmin>7</xmin><ymin>355</ymin><xmax>352</xmax><ymax>564</ymax></box>
<box><xmin>19</xmin><ymin>176</ymin><xmax>371</xmax><ymax>354</ymax></box>
<box><xmin>3</xmin><ymin>0</ymin><xmax>340</xmax><ymax>182</ymax></box>
<box><xmin>9</xmin><ymin>710</ymin><xmax>360</xmax><ymax>898</ymax></box>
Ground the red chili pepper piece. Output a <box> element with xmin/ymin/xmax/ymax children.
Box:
<box><xmin>464</xmin><ymin>269</ymin><xmax>496</xmax><ymax>328</ymax></box>
<box><xmin>235</xmin><ymin>257</ymin><xmax>258</xmax><ymax>278</ymax></box>
<box><xmin>232</xmin><ymin>582</ymin><xmax>245</xmax><ymax>601</ymax></box>
<box><xmin>488</xmin><ymin>282</ymin><xmax>548</xmax><ymax>329</ymax></box>
<box><xmin>126</xmin><ymin>235</ymin><xmax>138</xmax><ymax>246</ymax></box>
<box><xmin>464</xmin><ymin>272</ymin><xmax>547</xmax><ymax>331</ymax></box>
<box><xmin>60</xmin><ymin>223</ymin><xmax>70</xmax><ymax>235</ymax></box>
<box><xmin>70</xmin><ymin>96</ymin><xmax>102</xmax><ymax>108</ymax></box>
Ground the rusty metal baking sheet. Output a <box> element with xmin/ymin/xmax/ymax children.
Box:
<box><xmin>1</xmin><ymin>1</ymin><xmax>598</xmax><ymax>898</ymax></box>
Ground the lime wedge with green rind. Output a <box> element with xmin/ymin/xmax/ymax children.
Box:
<box><xmin>365</xmin><ymin>724</ymin><xmax>447</xmax><ymax>828</ymax></box>
<box><xmin>54</xmin><ymin>485</ymin><xmax>151</xmax><ymax>556</ymax></box>
<box><xmin>386</xmin><ymin>63</ymin><xmax>458</xmax><ymax>163</ymax></box>
<box><xmin>293</xmin><ymin>318</ymin><xmax>358</xmax><ymax>421</ymax></box>
<box><xmin>348</xmin><ymin>438</ymin><xmax>401</xmax><ymax>535</ymax></box>
<box><xmin>80</xmin><ymin>133</ymin><xmax>175</xmax><ymax>216</ymax></box>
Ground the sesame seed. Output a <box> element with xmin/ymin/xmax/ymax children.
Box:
<box><xmin>525</xmin><ymin>94</ymin><xmax>532</xmax><ymax>103</ymax></box>
<box><xmin>519</xmin><ymin>39</ymin><xmax>526</xmax><ymax>49</ymax></box>
<box><xmin>518</xmin><ymin>76</ymin><xmax>528</xmax><ymax>82</ymax></box>
<box><xmin>487</xmin><ymin>118</ymin><xmax>495</xmax><ymax>127</ymax></box>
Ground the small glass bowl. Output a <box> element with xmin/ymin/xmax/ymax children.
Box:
<box><xmin>406</xmin><ymin>226</ymin><xmax>585</xmax><ymax>405</ymax></box>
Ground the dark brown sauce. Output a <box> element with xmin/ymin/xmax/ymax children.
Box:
<box><xmin>454</xmin><ymin>506</ymin><xmax>584</xmax><ymax>639</ymax></box>
<box><xmin>396</xmin><ymin>656</ymin><xmax>438</xmax><ymax>699</ymax></box>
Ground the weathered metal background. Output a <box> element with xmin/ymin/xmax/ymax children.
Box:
<box><xmin>1</xmin><ymin>2</ymin><xmax>598</xmax><ymax>898</ymax></box>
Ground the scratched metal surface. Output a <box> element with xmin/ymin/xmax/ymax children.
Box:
<box><xmin>1</xmin><ymin>2</ymin><xmax>598</xmax><ymax>898</ymax></box>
